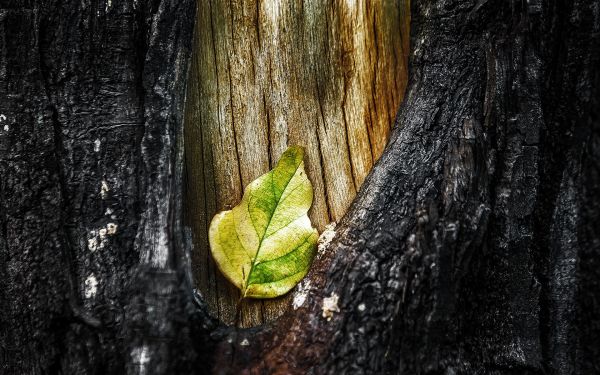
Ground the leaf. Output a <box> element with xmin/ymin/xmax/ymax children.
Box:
<box><xmin>208</xmin><ymin>146</ymin><xmax>319</xmax><ymax>299</ymax></box>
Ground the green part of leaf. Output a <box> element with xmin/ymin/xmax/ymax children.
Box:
<box><xmin>208</xmin><ymin>146</ymin><xmax>319</xmax><ymax>299</ymax></box>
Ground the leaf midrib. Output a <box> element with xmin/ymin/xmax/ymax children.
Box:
<box><xmin>243</xmin><ymin>162</ymin><xmax>301</xmax><ymax>294</ymax></box>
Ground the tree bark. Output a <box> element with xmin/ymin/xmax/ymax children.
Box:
<box><xmin>0</xmin><ymin>0</ymin><xmax>198</xmax><ymax>373</ymax></box>
<box><xmin>1</xmin><ymin>0</ymin><xmax>599</xmax><ymax>374</ymax></box>
<box><xmin>183</xmin><ymin>0</ymin><xmax>410</xmax><ymax>327</ymax></box>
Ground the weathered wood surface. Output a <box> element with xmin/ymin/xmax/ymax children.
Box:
<box><xmin>184</xmin><ymin>0</ymin><xmax>411</xmax><ymax>327</ymax></box>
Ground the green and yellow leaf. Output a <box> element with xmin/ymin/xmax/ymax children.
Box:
<box><xmin>208</xmin><ymin>146</ymin><xmax>319</xmax><ymax>298</ymax></box>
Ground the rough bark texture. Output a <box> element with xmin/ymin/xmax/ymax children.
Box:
<box><xmin>183</xmin><ymin>0</ymin><xmax>410</xmax><ymax>327</ymax></box>
<box><xmin>0</xmin><ymin>0</ymin><xmax>199</xmax><ymax>373</ymax></box>
<box><xmin>1</xmin><ymin>0</ymin><xmax>599</xmax><ymax>374</ymax></box>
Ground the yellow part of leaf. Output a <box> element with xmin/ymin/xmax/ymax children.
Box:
<box><xmin>208</xmin><ymin>146</ymin><xmax>319</xmax><ymax>299</ymax></box>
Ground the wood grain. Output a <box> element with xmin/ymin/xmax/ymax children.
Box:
<box><xmin>184</xmin><ymin>0</ymin><xmax>410</xmax><ymax>327</ymax></box>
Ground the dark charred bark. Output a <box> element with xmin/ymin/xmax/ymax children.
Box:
<box><xmin>0</xmin><ymin>0</ymin><xmax>200</xmax><ymax>373</ymax></box>
<box><xmin>1</xmin><ymin>1</ymin><xmax>599</xmax><ymax>375</ymax></box>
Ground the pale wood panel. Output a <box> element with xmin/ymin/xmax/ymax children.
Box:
<box><xmin>184</xmin><ymin>0</ymin><xmax>410</xmax><ymax>327</ymax></box>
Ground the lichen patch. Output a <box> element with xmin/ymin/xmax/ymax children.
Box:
<box><xmin>84</xmin><ymin>274</ymin><xmax>98</xmax><ymax>298</ymax></box>
<box><xmin>106</xmin><ymin>223</ymin><xmax>118</xmax><ymax>235</ymax></box>
<box><xmin>292</xmin><ymin>280</ymin><xmax>312</xmax><ymax>310</ymax></box>
<box><xmin>87</xmin><ymin>237</ymin><xmax>99</xmax><ymax>252</ymax></box>
<box><xmin>322</xmin><ymin>292</ymin><xmax>340</xmax><ymax>321</ymax></box>
<box><xmin>0</xmin><ymin>114</ymin><xmax>7</xmax><ymax>131</ymax></box>
<box><xmin>87</xmin><ymin>222</ymin><xmax>118</xmax><ymax>252</ymax></box>
<box><xmin>316</xmin><ymin>222</ymin><xmax>337</xmax><ymax>259</ymax></box>
<box><xmin>100</xmin><ymin>180</ymin><xmax>110</xmax><ymax>199</ymax></box>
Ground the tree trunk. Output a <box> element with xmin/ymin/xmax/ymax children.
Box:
<box><xmin>183</xmin><ymin>0</ymin><xmax>410</xmax><ymax>327</ymax></box>
<box><xmin>1</xmin><ymin>1</ymin><xmax>599</xmax><ymax>375</ymax></box>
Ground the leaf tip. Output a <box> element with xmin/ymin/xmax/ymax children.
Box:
<box><xmin>281</xmin><ymin>145</ymin><xmax>305</xmax><ymax>165</ymax></box>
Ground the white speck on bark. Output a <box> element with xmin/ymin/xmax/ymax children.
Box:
<box><xmin>293</xmin><ymin>280</ymin><xmax>312</xmax><ymax>309</ymax></box>
<box><xmin>131</xmin><ymin>345</ymin><xmax>151</xmax><ymax>375</ymax></box>
<box><xmin>0</xmin><ymin>114</ymin><xmax>7</xmax><ymax>131</ymax></box>
<box><xmin>240</xmin><ymin>338</ymin><xmax>250</xmax><ymax>346</ymax></box>
<box><xmin>84</xmin><ymin>274</ymin><xmax>98</xmax><ymax>298</ymax></box>
<box><xmin>94</xmin><ymin>138</ymin><xmax>101</xmax><ymax>152</ymax></box>
<box><xmin>358</xmin><ymin>303</ymin><xmax>366</xmax><ymax>312</ymax></box>
<box><xmin>87</xmin><ymin>236</ymin><xmax>98</xmax><ymax>252</ymax></box>
<box><xmin>105</xmin><ymin>207</ymin><xmax>113</xmax><ymax>216</ymax></box>
<box><xmin>414</xmin><ymin>39</ymin><xmax>425</xmax><ymax>56</ymax></box>
<box><xmin>316</xmin><ymin>222</ymin><xmax>337</xmax><ymax>259</ymax></box>
<box><xmin>88</xmin><ymin>223</ymin><xmax>118</xmax><ymax>252</ymax></box>
<box><xmin>106</xmin><ymin>223</ymin><xmax>118</xmax><ymax>235</ymax></box>
<box><xmin>100</xmin><ymin>180</ymin><xmax>110</xmax><ymax>199</ymax></box>
<box><xmin>322</xmin><ymin>292</ymin><xmax>340</xmax><ymax>321</ymax></box>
